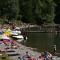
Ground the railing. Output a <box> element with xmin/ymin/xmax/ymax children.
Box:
<box><xmin>23</xmin><ymin>25</ymin><xmax>60</xmax><ymax>33</ymax></box>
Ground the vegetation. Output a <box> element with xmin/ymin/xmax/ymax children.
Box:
<box><xmin>0</xmin><ymin>0</ymin><xmax>59</xmax><ymax>24</ymax></box>
<box><xmin>54</xmin><ymin>0</ymin><xmax>60</xmax><ymax>24</ymax></box>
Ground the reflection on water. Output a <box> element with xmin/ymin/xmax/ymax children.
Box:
<box><xmin>54</xmin><ymin>32</ymin><xmax>60</xmax><ymax>53</ymax></box>
<box><xmin>24</xmin><ymin>27</ymin><xmax>60</xmax><ymax>53</ymax></box>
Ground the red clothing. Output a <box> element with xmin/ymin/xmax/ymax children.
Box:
<box><xmin>38</xmin><ymin>56</ymin><xmax>45</xmax><ymax>60</ymax></box>
<box><xmin>28</xmin><ymin>58</ymin><xmax>32</xmax><ymax>60</ymax></box>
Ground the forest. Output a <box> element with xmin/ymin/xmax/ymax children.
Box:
<box><xmin>0</xmin><ymin>0</ymin><xmax>60</xmax><ymax>24</ymax></box>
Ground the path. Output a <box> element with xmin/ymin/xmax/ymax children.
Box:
<box><xmin>6</xmin><ymin>43</ymin><xmax>40</xmax><ymax>60</ymax></box>
<box><xmin>0</xmin><ymin>40</ymin><xmax>60</xmax><ymax>60</ymax></box>
<box><xmin>5</xmin><ymin>42</ymin><xmax>60</xmax><ymax>60</ymax></box>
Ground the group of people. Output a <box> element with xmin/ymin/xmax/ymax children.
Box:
<box><xmin>18</xmin><ymin>51</ymin><xmax>53</xmax><ymax>60</ymax></box>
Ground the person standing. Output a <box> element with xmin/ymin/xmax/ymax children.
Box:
<box><xmin>53</xmin><ymin>45</ymin><xmax>56</xmax><ymax>55</ymax></box>
<box><xmin>44</xmin><ymin>51</ymin><xmax>49</xmax><ymax>60</ymax></box>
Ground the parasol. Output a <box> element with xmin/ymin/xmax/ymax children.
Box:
<box><xmin>4</xmin><ymin>28</ymin><xmax>12</xmax><ymax>36</ymax></box>
<box><xmin>12</xmin><ymin>35</ymin><xmax>23</xmax><ymax>39</ymax></box>
<box><xmin>0</xmin><ymin>35</ymin><xmax>10</xmax><ymax>40</ymax></box>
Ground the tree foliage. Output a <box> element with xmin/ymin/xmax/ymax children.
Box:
<box><xmin>0</xmin><ymin>0</ymin><xmax>56</xmax><ymax>24</ymax></box>
<box><xmin>19</xmin><ymin>0</ymin><xmax>56</xmax><ymax>24</ymax></box>
<box><xmin>0</xmin><ymin>0</ymin><xmax>19</xmax><ymax>21</ymax></box>
<box><xmin>54</xmin><ymin>0</ymin><xmax>60</xmax><ymax>24</ymax></box>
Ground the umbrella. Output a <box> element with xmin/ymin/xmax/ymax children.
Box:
<box><xmin>0</xmin><ymin>35</ymin><xmax>11</xmax><ymax>45</ymax></box>
<box><xmin>2</xmin><ymin>35</ymin><xmax>10</xmax><ymax>40</ymax></box>
<box><xmin>0</xmin><ymin>35</ymin><xmax>10</xmax><ymax>40</ymax></box>
<box><xmin>0</xmin><ymin>41</ymin><xmax>3</xmax><ymax>44</ymax></box>
<box><xmin>0</xmin><ymin>32</ymin><xmax>3</xmax><ymax>35</ymax></box>
<box><xmin>3</xmin><ymin>38</ymin><xmax>12</xmax><ymax>46</ymax></box>
<box><xmin>0</xmin><ymin>35</ymin><xmax>2</xmax><ymax>40</ymax></box>
<box><xmin>15</xmin><ymin>27</ymin><xmax>20</xmax><ymax>30</ymax></box>
<box><xmin>3</xmin><ymin>39</ymin><xmax>11</xmax><ymax>45</ymax></box>
<box><xmin>4</xmin><ymin>28</ymin><xmax>12</xmax><ymax>36</ymax></box>
<box><xmin>13</xmin><ymin>35</ymin><xmax>23</xmax><ymax>39</ymax></box>
<box><xmin>11</xmin><ymin>31</ymin><xmax>18</xmax><ymax>35</ymax></box>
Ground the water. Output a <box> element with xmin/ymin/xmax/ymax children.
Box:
<box><xmin>24</xmin><ymin>27</ymin><xmax>60</xmax><ymax>53</ymax></box>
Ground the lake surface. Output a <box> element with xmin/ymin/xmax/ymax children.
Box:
<box><xmin>24</xmin><ymin>27</ymin><xmax>60</xmax><ymax>53</ymax></box>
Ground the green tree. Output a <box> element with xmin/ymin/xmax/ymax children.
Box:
<box><xmin>0</xmin><ymin>0</ymin><xmax>56</xmax><ymax>24</ymax></box>
<box><xmin>0</xmin><ymin>0</ymin><xmax>19</xmax><ymax>22</ymax></box>
<box><xmin>19</xmin><ymin>0</ymin><xmax>56</xmax><ymax>24</ymax></box>
<box><xmin>54</xmin><ymin>0</ymin><xmax>60</xmax><ymax>24</ymax></box>
<box><xmin>34</xmin><ymin>0</ymin><xmax>56</xmax><ymax>24</ymax></box>
<box><xmin>19</xmin><ymin>0</ymin><xmax>34</xmax><ymax>23</ymax></box>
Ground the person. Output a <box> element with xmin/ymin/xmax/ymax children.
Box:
<box><xmin>38</xmin><ymin>56</ymin><xmax>45</xmax><ymax>60</ymax></box>
<box><xmin>44</xmin><ymin>51</ymin><xmax>53</xmax><ymax>60</ymax></box>
<box><xmin>48</xmin><ymin>53</ymin><xmax>53</xmax><ymax>60</ymax></box>
<box><xmin>18</xmin><ymin>54</ymin><xmax>22</xmax><ymax>60</ymax></box>
<box><xmin>39</xmin><ymin>52</ymin><xmax>45</xmax><ymax>60</ymax></box>
<box><xmin>24</xmin><ymin>51</ymin><xmax>31</xmax><ymax>58</ymax></box>
<box><xmin>53</xmin><ymin>45</ymin><xmax>56</xmax><ymax>55</ymax></box>
<box><xmin>44</xmin><ymin>51</ymin><xmax>49</xmax><ymax>60</ymax></box>
<box><xmin>28</xmin><ymin>57</ymin><xmax>32</xmax><ymax>60</ymax></box>
<box><xmin>22</xmin><ymin>52</ymin><xmax>30</xmax><ymax>60</ymax></box>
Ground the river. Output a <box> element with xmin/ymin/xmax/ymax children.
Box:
<box><xmin>23</xmin><ymin>27</ymin><xmax>60</xmax><ymax>53</ymax></box>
